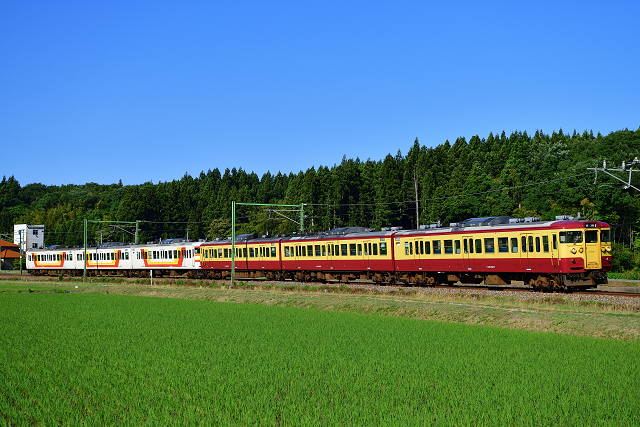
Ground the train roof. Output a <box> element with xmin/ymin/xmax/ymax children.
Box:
<box><xmin>394</xmin><ymin>217</ymin><xmax>610</xmax><ymax>237</ymax></box>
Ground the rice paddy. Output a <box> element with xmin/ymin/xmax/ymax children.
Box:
<box><xmin>1</xmin><ymin>291</ymin><xmax>639</xmax><ymax>425</ymax></box>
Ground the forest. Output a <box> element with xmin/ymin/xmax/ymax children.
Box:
<box><xmin>2</xmin><ymin>127</ymin><xmax>640</xmax><ymax>271</ymax></box>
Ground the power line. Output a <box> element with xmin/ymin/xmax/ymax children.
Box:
<box><xmin>307</xmin><ymin>172</ymin><xmax>592</xmax><ymax>207</ymax></box>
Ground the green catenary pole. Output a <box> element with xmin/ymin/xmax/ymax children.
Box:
<box><xmin>231</xmin><ymin>201</ymin><xmax>236</xmax><ymax>286</ymax></box>
<box><xmin>83</xmin><ymin>218</ymin><xmax>87</xmax><ymax>282</ymax></box>
<box><xmin>19</xmin><ymin>229</ymin><xmax>22</xmax><ymax>275</ymax></box>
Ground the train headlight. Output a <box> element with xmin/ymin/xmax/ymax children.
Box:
<box><xmin>606</xmin><ymin>246</ymin><xmax>611</xmax><ymax>252</ymax></box>
<box><xmin>571</xmin><ymin>248</ymin><xmax>577</xmax><ymax>254</ymax></box>
<box><xmin>579</xmin><ymin>248</ymin><xmax>584</xmax><ymax>253</ymax></box>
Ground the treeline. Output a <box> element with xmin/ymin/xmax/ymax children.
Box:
<box><xmin>1</xmin><ymin>127</ymin><xmax>640</xmax><ymax>264</ymax></box>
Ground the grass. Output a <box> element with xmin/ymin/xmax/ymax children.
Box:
<box><xmin>1</xmin><ymin>292</ymin><xmax>639</xmax><ymax>425</ymax></box>
<box><xmin>1</xmin><ymin>277</ymin><xmax>640</xmax><ymax>340</ymax></box>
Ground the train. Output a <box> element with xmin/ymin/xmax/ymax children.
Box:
<box><xmin>26</xmin><ymin>216</ymin><xmax>612</xmax><ymax>290</ymax></box>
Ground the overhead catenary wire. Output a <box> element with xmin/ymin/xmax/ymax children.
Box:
<box><xmin>306</xmin><ymin>172</ymin><xmax>592</xmax><ymax>207</ymax></box>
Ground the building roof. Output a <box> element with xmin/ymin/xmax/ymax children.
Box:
<box><xmin>0</xmin><ymin>239</ymin><xmax>19</xmax><ymax>248</ymax></box>
<box><xmin>1</xmin><ymin>249</ymin><xmax>22</xmax><ymax>259</ymax></box>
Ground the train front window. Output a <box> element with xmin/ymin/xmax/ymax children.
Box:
<box><xmin>559</xmin><ymin>231</ymin><xmax>583</xmax><ymax>244</ymax></box>
<box><xmin>585</xmin><ymin>230</ymin><xmax>598</xmax><ymax>244</ymax></box>
<box><xmin>601</xmin><ymin>230</ymin><xmax>611</xmax><ymax>243</ymax></box>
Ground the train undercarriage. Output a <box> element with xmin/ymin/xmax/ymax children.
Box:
<box><xmin>30</xmin><ymin>268</ymin><xmax>607</xmax><ymax>291</ymax></box>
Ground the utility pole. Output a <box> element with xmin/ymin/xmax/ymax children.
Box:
<box><xmin>589</xmin><ymin>157</ymin><xmax>640</xmax><ymax>192</ymax></box>
<box><xmin>19</xmin><ymin>230</ymin><xmax>23</xmax><ymax>275</ymax></box>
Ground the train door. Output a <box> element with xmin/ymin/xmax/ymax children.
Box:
<box><xmin>462</xmin><ymin>235</ymin><xmax>473</xmax><ymax>269</ymax></box>
<box><xmin>415</xmin><ymin>239</ymin><xmax>425</xmax><ymax>270</ymax></box>
<box><xmin>550</xmin><ymin>234</ymin><xmax>559</xmax><ymax>269</ymax></box>
<box><xmin>363</xmin><ymin>239</ymin><xmax>375</xmax><ymax>269</ymax></box>
<box><xmin>403</xmin><ymin>239</ymin><xmax>419</xmax><ymax>270</ymax></box>
<box><xmin>584</xmin><ymin>229</ymin><xmax>602</xmax><ymax>269</ymax></box>
<box><xmin>520</xmin><ymin>233</ymin><xmax>533</xmax><ymax>269</ymax></box>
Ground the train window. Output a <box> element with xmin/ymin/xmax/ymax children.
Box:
<box><xmin>271</xmin><ymin>247</ymin><xmax>276</xmax><ymax>257</ymax></box>
<box><xmin>444</xmin><ymin>240</ymin><xmax>453</xmax><ymax>254</ymax></box>
<box><xmin>455</xmin><ymin>240</ymin><xmax>461</xmax><ymax>254</ymax></box>
<box><xmin>364</xmin><ymin>244</ymin><xmax>369</xmax><ymax>256</ymax></box>
<box><xmin>224</xmin><ymin>249</ymin><xmax>228</xmax><ymax>258</ymax></box>
<box><xmin>357</xmin><ymin>244</ymin><xmax>362</xmax><ymax>256</ymax></box>
<box><xmin>126</xmin><ymin>252</ymin><xmax>129</xmax><ymax>260</ymax></box>
<box><xmin>559</xmin><ymin>231</ymin><xmax>583</xmax><ymax>244</ymax></box>
<box><xmin>521</xmin><ymin>236</ymin><xmax>527</xmax><ymax>253</ymax></box>
<box><xmin>301</xmin><ymin>246</ymin><xmax>306</xmax><ymax>256</ymax></box>
<box><xmin>543</xmin><ymin>236</ymin><xmax>549</xmax><ymax>252</ymax></box>
<box><xmin>484</xmin><ymin>238</ymin><xmax>495</xmax><ymax>253</ymax></box>
<box><xmin>498</xmin><ymin>238</ymin><xmax>509</xmax><ymax>253</ymax></box>
<box><xmin>249</xmin><ymin>248</ymin><xmax>254</xmax><ymax>257</ymax></box>
<box><xmin>350</xmin><ymin>244</ymin><xmax>357</xmax><ymax>256</ymax></box>
<box><xmin>528</xmin><ymin>236</ymin><xmax>534</xmax><ymax>253</ymax></box>
<box><xmin>341</xmin><ymin>244</ymin><xmax>348</xmax><ymax>256</ymax></box>
<box><xmin>510</xmin><ymin>238</ymin><xmax>517</xmax><ymax>253</ymax></box>
<box><xmin>243</xmin><ymin>248</ymin><xmax>248</xmax><ymax>258</ymax></box>
<box><xmin>405</xmin><ymin>242</ymin><xmax>410</xmax><ymax>255</ymax></box>
<box><xmin>433</xmin><ymin>240</ymin><xmax>441</xmax><ymax>255</ymax></box>
<box><xmin>380</xmin><ymin>242</ymin><xmax>387</xmax><ymax>256</ymax></box>
<box><xmin>322</xmin><ymin>245</ymin><xmax>326</xmax><ymax>256</ymax></box>
<box><xmin>463</xmin><ymin>239</ymin><xmax>468</xmax><ymax>254</ymax></box>
<box><xmin>285</xmin><ymin>247</ymin><xmax>290</xmax><ymax>257</ymax></box>
<box><xmin>419</xmin><ymin>241</ymin><xmax>424</xmax><ymax>255</ymax></box>
<box><xmin>306</xmin><ymin>245</ymin><xmax>312</xmax><ymax>257</ymax></box>
<box><xmin>373</xmin><ymin>243</ymin><xmax>378</xmax><ymax>255</ymax></box>
<box><xmin>475</xmin><ymin>239</ymin><xmax>482</xmax><ymax>254</ymax></box>
<box><xmin>535</xmin><ymin>237</ymin><xmax>541</xmax><ymax>252</ymax></box>
<box><xmin>410</xmin><ymin>241</ymin><xmax>414</xmax><ymax>255</ymax></box>
<box><xmin>315</xmin><ymin>245</ymin><xmax>321</xmax><ymax>256</ymax></box>
<box><xmin>425</xmin><ymin>241</ymin><xmax>431</xmax><ymax>254</ymax></box>
<box><xmin>585</xmin><ymin>230</ymin><xmax>598</xmax><ymax>244</ymax></box>
<box><xmin>335</xmin><ymin>245</ymin><xmax>340</xmax><ymax>256</ymax></box>
<box><xmin>601</xmin><ymin>230</ymin><xmax>611</xmax><ymax>242</ymax></box>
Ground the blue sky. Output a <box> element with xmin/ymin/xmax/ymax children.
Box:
<box><xmin>2</xmin><ymin>0</ymin><xmax>639</xmax><ymax>186</ymax></box>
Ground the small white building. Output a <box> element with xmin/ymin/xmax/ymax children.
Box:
<box><xmin>14</xmin><ymin>224</ymin><xmax>45</xmax><ymax>252</ymax></box>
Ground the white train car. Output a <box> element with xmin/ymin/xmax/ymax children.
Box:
<box><xmin>130</xmin><ymin>239</ymin><xmax>202</xmax><ymax>276</ymax></box>
<box><xmin>27</xmin><ymin>247</ymin><xmax>78</xmax><ymax>275</ymax></box>
<box><xmin>27</xmin><ymin>239</ymin><xmax>205</xmax><ymax>277</ymax></box>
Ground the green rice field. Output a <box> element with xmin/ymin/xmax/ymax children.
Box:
<box><xmin>1</xmin><ymin>292</ymin><xmax>639</xmax><ymax>425</ymax></box>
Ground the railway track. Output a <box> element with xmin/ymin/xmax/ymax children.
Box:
<box><xmin>2</xmin><ymin>272</ymin><xmax>640</xmax><ymax>298</ymax></box>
